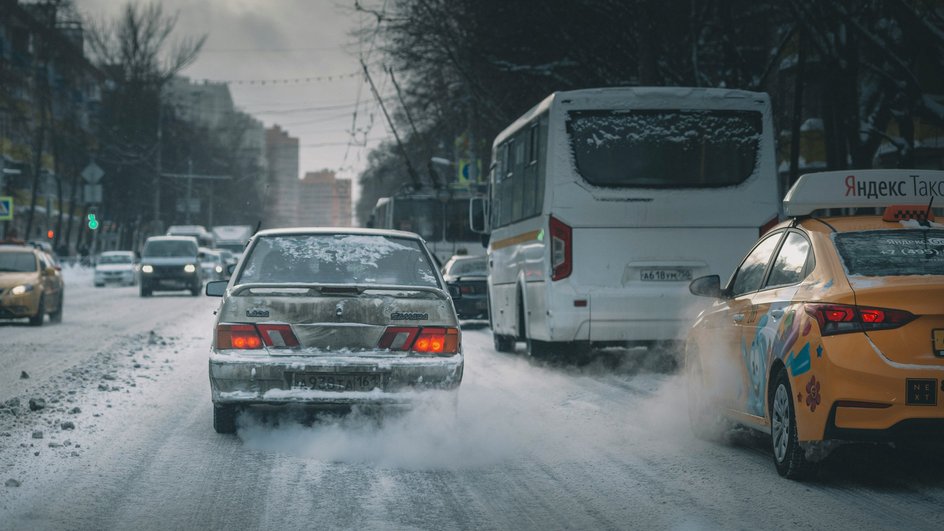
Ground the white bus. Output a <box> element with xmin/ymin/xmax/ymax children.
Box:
<box><xmin>471</xmin><ymin>87</ymin><xmax>780</xmax><ymax>358</ymax></box>
<box><xmin>371</xmin><ymin>191</ymin><xmax>485</xmax><ymax>265</ymax></box>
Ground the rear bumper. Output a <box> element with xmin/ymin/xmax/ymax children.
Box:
<box><xmin>454</xmin><ymin>296</ymin><xmax>488</xmax><ymax>319</ymax></box>
<box><xmin>797</xmin><ymin>333</ymin><xmax>944</xmax><ymax>442</ymax></box>
<box><xmin>209</xmin><ymin>352</ymin><xmax>463</xmax><ymax>405</ymax></box>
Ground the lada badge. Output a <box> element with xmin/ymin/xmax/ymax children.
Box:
<box><xmin>246</xmin><ymin>308</ymin><xmax>270</xmax><ymax>318</ymax></box>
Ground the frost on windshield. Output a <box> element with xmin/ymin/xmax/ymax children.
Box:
<box><xmin>239</xmin><ymin>234</ymin><xmax>439</xmax><ymax>287</ymax></box>
<box><xmin>834</xmin><ymin>230</ymin><xmax>944</xmax><ymax>277</ymax></box>
<box><xmin>566</xmin><ymin>109</ymin><xmax>762</xmax><ymax>188</ymax></box>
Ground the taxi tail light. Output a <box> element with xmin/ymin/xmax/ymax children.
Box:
<box><xmin>217</xmin><ymin>324</ymin><xmax>264</xmax><ymax>349</ymax></box>
<box><xmin>549</xmin><ymin>215</ymin><xmax>572</xmax><ymax>281</ymax></box>
<box><xmin>257</xmin><ymin>323</ymin><xmax>300</xmax><ymax>348</ymax></box>
<box><xmin>805</xmin><ymin>304</ymin><xmax>916</xmax><ymax>336</ymax></box>
<box><xmin>377</xmin><ymin>326</ymin><xmax>460</xmax><ymax>355</ymax></box>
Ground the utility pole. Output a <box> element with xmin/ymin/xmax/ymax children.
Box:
<box><xmin>153</xmin><ymin>89</ymin><xmax>163</xmax><ymax>234</ymax></box>
<box><xmin>185</xmin><ymin>158</ymin><xmax>193</xmax><ymax>224</ymax></box>
<box><xmin>360</xmin><ymin>59</ymin><xmax>423</xmax><ymax>190</ymax></box>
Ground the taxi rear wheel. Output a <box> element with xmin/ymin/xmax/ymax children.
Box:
<box><xmin>770</xmin><ymin>369</ymin><xmax>816</xmax><ymax>479</ymax></box>
<box><xmin>213</xmin><ymin>403</ymin><xmax>237</xmax><ymax>434</ymax></box>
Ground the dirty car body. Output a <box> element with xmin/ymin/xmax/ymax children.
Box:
<box><xmin>206</xmin><ymin>228</ymin><xmax>464</xmax><ymax>433</ymax></box>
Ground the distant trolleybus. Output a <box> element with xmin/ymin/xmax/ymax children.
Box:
<box><xmin>471</xmin><ymin>87</ymin><xmax>780</xmax><ymax>358</ymax></box>
<box><xmin>372</xmin><ymin>191</ymin><xmax>484</xmax><ymax>265</ymax></box>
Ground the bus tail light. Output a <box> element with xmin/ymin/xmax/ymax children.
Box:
<box><xmin>805</xmin><ymin>304</ymin><xmax>916</xmax><ymax>336</ymax></box>
<box><xmin>549</xmin><ymin>215</ymin><xmax>572</xmax><ymax>281</ymax></box>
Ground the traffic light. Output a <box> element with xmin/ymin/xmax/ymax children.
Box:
<box><xmin>46</xmin><ymin>229</ymin><xmax>54</xmax><ymax>239</ymax></box>
<box><xmin>87</xmin><ymin>213</ymin><xmax>99</xmax><ymax>230</ymax></box>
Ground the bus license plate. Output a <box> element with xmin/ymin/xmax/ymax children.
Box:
<box><xmin>640</xmin><ymin>269</ymin><xmax>692</xmax><ymax>282</ymax></box>
<box><xmin>934</xmin><ymin>329</ymin><xmax>944</xmax><ymax>357</ymax></box>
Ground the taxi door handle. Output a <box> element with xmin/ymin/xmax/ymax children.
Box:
<box><xmin>770</xmin><ymin>309</ymin><xmax>784</xmax><ymax>319</ymax></box>
<box><xmin>733</xmin><ymin>313</ymin><xmax>745</xmax><ymax>323</ymax></box>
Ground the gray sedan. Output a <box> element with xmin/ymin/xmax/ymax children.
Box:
<box><xmin>205</xmin><ymin>228</ymin><xmax>464</xmax><ymax>434</ymax></box>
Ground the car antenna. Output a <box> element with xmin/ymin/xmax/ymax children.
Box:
<box><xmin>921</xmin><ymin>196</ymin><xmax>934</xmax><ymax>228</ymax></box>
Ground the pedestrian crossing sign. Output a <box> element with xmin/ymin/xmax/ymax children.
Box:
<box><xmin>0</xmin><ymin>196</ymin><xmax>12</xmax><ymax>221</ymax></box>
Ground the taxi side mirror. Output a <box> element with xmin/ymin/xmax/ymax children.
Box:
<box><xmin>689</xmin><ymin>275</ymin><xmax>722</xmax><ymax>298</ymax></box>
<box><xmin>44</xmin><ymin>266</ymin><xmax>57</xmax><ymax>277</ymax></box>
<box><xmin>205</xmin><ymin>280</ymin><xmax>227</xmax><ymax>297</ymax></box>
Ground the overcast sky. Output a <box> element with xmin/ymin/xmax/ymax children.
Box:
<box><xmin>74</xmin><ymin>0</ymin><xmax>390</xmax><ymax>200</ymax></box>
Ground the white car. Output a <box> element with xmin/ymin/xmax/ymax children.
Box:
<box><xmin>199</xmin><ymin>248</ymin><xmax>225</xmax><ymax>281</ymax></box>
<box><xmin>94</xmin><ymin>251</ymin><xmax>138</xmax><ymax>287</ymax></box>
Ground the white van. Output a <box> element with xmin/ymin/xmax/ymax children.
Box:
<box><xmin>471</xmin><ymin>87</ymin><xmax>780</xmax><ymax>358</ymax></box>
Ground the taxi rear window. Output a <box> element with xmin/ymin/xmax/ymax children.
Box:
<box><xmin>833</xmin><ymin>229</ymin><xmax>944</xmax><ymax>276</ymax></box>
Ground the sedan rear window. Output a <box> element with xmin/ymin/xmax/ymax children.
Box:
<box><xmin>238</xmin><ymin>234</ymin><xmax>439</xmax><ymax>287</ymax></box>
<box><xmin>833</xmin><ymin>229</ymin><xmax>944</xmax><ymax>276</ymax></box>
<box><xmin>0</xmin><ymin>252</ymin><xmax>38</xmax><ymax>272</ymax></box>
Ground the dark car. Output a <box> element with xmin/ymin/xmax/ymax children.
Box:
<box><xmin>139</xmin><ymin>236</ymin><xmax>204</xmax><ymax>297</ymax></box>
<box><xmin>442</xmin><ymin>255</ymin><xmax>488</xmax><ymax>320</ymax></box>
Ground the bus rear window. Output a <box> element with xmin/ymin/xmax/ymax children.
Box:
<box><xmin>833</xmin><ymin>230</ymin><xmax>944</xmax><ymax>277</ymax></box>
<box><xmin>566</xmin><ymin>109</ymin><xmax>762</xmax><ymax>188</ymax></box>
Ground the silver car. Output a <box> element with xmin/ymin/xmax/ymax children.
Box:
<box><xmin>205</xmin><ymin>228</ymin><xmax>464</xmax><ymax>434</ymax></box>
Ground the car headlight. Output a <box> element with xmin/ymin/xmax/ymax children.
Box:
<box><xmin>142</xmin><ymin>265</ymin><xmax>154</xmax><ymax>274</ymax></box>
<box><xmin>11</xmin><ymin>284</ymin><xmax>34</xmax><ymax>295</ymax></box>
<box><xmin>215</xmin><ymin>265</ymin><xmax>223</xmax><ymax>273</ymax></box>
<box><xmin>184</xmin><ymin>264</ymin><xmax>197</xmax><ymax>273</ymax></box>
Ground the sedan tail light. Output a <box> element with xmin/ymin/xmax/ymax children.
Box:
<box><xmin>805</xmin><ymin>303</ymin><xmax>916</xmax><ymax>336</ymax></box>
<box><xmin>216</xmin><ymin>323</ymin><xmax>300</xmax><ymax>349</ymax></box>
<box><xmin>377</xmin><ymin>326</ymin><xmax>460</xmax><ymax>355</ymax></box>
<box><xmin>217</xmin><ymin>324</ymin><xmax>264</xmax><ymax>349</ymax></box>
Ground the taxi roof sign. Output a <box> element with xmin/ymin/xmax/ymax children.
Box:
<box><xmin>783</xmin><ymin>170</ymin><xmax>944</xmax><ymax>217</ymax></box>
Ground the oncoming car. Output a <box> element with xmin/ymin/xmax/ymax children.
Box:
<box><xmin>0</xmin><ymin>240</ymin><xmax>64</xmax><ymax>326</ymax></box>
<box><xmin>686</xmin><ymin>170</ymin><xmax>944</xmax><ymax>479</ymax></box>
<box><xmin>204</xmin><ymin>228</ymin><xmax>464</xmax><ymax>434</ymax></box>
<box><xmin>94</xmin><ymin>251</ymin><xmax>138</xmax><ymax>287</ymax></box>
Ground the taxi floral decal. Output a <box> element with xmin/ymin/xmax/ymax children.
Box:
<box><xmin>805</xmin><ymin>375</ymin><xmax>821</xmax><ymax>412</ymax></box>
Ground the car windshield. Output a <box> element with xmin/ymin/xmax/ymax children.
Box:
<box><xmin>98</xmin><ymin>255</ymin><xmax>133</xmax><ymax>265</ymax></box>
<box><xmin>237</xmin><ymin>234</ymin><xmax>439</xmax><ymax>287</ymax></box>
<box><xmin>447</xmin><ymin>257</ymin><xmax>486</xmax><ymax>276</ymax></box>
<box><xmin>143</xmin><ymin>241</ymin><xmax>197</xmax><ymax>258</ymax></box>
<box><xmin>833</xmin><ymin>229</ymin><xmax>944</xmax><ymax>277</ymax></box>
<box><xmin>566</xmin><ymin>109</ymin><xmax>762</xmax><ymax>188</ymax></box>
<box><xmin>0</xmin><ymin>252</ymin><xmax>37</xmax><ymax>272</ymax></box>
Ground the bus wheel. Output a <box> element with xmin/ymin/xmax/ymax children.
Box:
<box><xmin>493</xmin><ymin>333</ymin><xmax>516</xmax><ymax>353</ymax></box>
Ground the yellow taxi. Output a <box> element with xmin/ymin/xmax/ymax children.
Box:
<box><xmin>0</xmin><ymin>241</ymin><xmax>65</xmax><ymax>326</ymax></box>
<box><xmin>686</xmin><ymin>170</ymin><xmax>944</xmax><ymax>479</ymax></box>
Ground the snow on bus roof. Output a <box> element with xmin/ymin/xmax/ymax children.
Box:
<box><xmin>783</xmin><ymin>169</ymin><xmax>944</xmax><ymax>217</ymax></box>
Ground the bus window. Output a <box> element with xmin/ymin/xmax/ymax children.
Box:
<box><xmin>392</xmin><ymin>198</ymin><xmax>443</xmax><ymax>241</ymax></box>
<box><xmin>566</xmin><ymin>109</ymin><xmax>763</xmax><ymax>188</ymax></box>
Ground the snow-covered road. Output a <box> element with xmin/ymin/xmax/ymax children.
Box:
<box><xmin>1</xmin><ymin>272</ymin><xmax>943</xmax><ymax>530</ymax></box>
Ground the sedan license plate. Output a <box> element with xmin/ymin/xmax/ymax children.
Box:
<box><xmin>934</xmin><ymin>329</ymin><xmax>944</xmax><ymax>357</ymax></box>
<box><xmin>640</xmin><ymin>269</ymin><xmax>692</xmax><ymax>282</ymax></box>
<box><xmin>906</xmin><ymin>379</ymin><xmax>937</xmax><ymax>406</ymax></box>
<box><xmin>292</xmin><ymin>373</ymin><xmax>383</xmax><ymax>392</ymax></box>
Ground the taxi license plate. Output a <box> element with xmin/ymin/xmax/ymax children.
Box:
<box><xmin>906</xmin><ymin>379</ymin><xmax>937</xmax><ymax>406</ymax></box>
<box><xmin>291</xmin><ymin>373</ymin><xmax>383</xmax><ymax>392</ymax></box>
<box><xmin>934</xmin><ymin>329</ymin><xmax>944</xmax><ymax>357</ymax></box>
<box><xmin>641</xmin><ymin>269</ymin><xmax>692</xmax><ymax>282</ymax></box>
